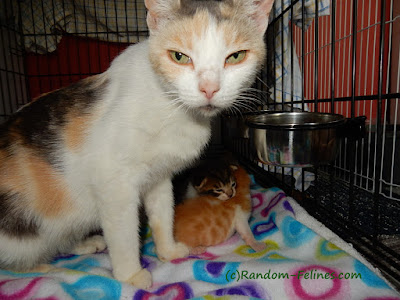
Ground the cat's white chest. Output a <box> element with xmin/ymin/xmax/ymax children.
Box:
<box><xmin>141</xmin><ymin>111</ymin><xmax>211</xmax><ymax>176</ymax></box>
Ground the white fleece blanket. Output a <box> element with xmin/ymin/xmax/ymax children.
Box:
<box><xmin>0</xmin><ymin>180</ymin><xmax>398</xmax><ymax>299</ymax></box>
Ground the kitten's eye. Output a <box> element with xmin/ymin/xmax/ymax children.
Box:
<box><xmin>216</xmin><ymin>189</ymin><xmax>223</xmax><ymax>193</ymax></box>
<box><xmin>225</xmin><ymin>50</ymin><xmax>247</xmax><ymax>65</ymax></box>
<box><xmin>169</xmin><ymin>51</ymin><xmax>192</xmax><ymax>64</ymax></box>
<box><xmin>232</xmin><ymin>182</ymin><xmax>236</xmax><ymax>187</ymax></box>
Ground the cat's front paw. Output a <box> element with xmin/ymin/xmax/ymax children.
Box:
<box><xmin>157</xmin><ymin>242</ymin><xmax>190</xmax><ymax>262</ymax></box>
<box><xmin>125</xmin><ymin>268</ymin><xmax>152</xmax><ymax>290</ymax></box>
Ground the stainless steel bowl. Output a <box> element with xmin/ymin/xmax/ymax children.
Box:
<box><xmin>246</xmin><ymin>112</ymin><xmax>346</xmax><ymax>167</ymax></box>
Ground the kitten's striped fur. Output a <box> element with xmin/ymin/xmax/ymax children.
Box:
<box><xmin>174</xmin><ymin>165</ymin><xmax>266</xmax><ymax>254</ymax></box>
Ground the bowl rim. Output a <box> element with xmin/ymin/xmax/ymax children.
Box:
<box><xmin>245</xmin><ymin>111</ymin><xmax>346</xmax><ymax>130</ymax></box>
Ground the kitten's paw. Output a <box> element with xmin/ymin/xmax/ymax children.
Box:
<box><xmin>190</xmin><ymin>246</ymin><xmax>207</xmax><ymax>255</ymax></box>
<box><xmin>125</xmin><ymin>268</ymin><xmax>152</xmax><ymax>290</ymax></box>
<box><xmin>157</xmin><ymin>242</ymin><xmax>190</xmax><ymax>262</ymax></box>
<box><xmin>71</xmin><ymin>235</ymin><xmax>107</xmax><ymax>255</ymax></box>
<box><xmin>250</xmin><ymin>241</ymin><xmax>267</xmax><ymax>252</ymax></box>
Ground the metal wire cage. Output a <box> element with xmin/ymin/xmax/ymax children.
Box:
<box><xmin>223</xmin><ymin>0</ymin><xmax>400</xmax><ymax>288</ymax></box>
<box><xmin>0</xmin><ymin>0</ymin><xmax>399</xmax><ymax>289</ymax></box>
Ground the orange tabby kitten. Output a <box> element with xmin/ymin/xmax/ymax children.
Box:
<box><xmin>174</xmin><ymin>165</ymin><xmax>266</xmax><ymax>254</ymax></box>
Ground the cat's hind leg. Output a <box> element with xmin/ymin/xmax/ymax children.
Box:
<box><xmin>70</xmin><ymin>235</ymin><xmax>107</xmax><ymax>255</ymax></box>
<box><xmin>144</xmin><ymin>178</ymin><xmax>189</xmax><ymax>262</ymax></box>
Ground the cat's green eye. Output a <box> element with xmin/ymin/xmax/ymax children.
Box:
<box><xmin>169</xmin><ymin>51</ymin><xmax>192</xmax><ymax>64</ymax></box>
<box><xmin>225</xmin><ymin>50</ymin><xmax>247</xmax><ymax>65</ymax></box>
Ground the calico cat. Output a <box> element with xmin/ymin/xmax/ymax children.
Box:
<box><xmin>174</xmin><ymin>165</ymin><xmax>266</xmax><ymax>254</ymax></box>
<box><xmin>0</xmin><ymin>0</ymin><xmax>274</xmax><ymax>289</ymax></box>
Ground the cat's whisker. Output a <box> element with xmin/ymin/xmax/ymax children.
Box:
<box><xmin>240</xmin><ymin>86</ymin><xmax>269</xmax><ymax>93</ymax></box>
<box><xmin>237</xmin><ymin>90</ymin><xmax>265</xmax><ymax>98</ymax></box>
<box><xmin>171</xmin><ymin>98</ymin><xmax>192</xmax><ymax>117</ymax></box>
<box><xmin>231</xmin><ymin>101</ymin><xmax>256</xmax><ymax>114</ymax></box>
<box><xmin>236</xmin><ymin>101</ymin><xmax>262</xmax><ymax>110</ymax></box>
<box><xmin>237</xmin><ymin>100</ymin><xmax>258</xmax><ymax>110</ymax></box>
<box><xmin>238</xmin><ymin>90</ymin><xmax>266</xmax><ymax>99</ymax></box>
<box><xmin>163</xmin><ymin>92</ymin><xmax>180</xmax><ymax>99</ymax></box>
<box><xmin>163</xmin><ymin>90</ymin><xmax>179</xmax><ymax>94</ymax></box>
<box><xmin>237</xmin><ymin>94</ymin><xmax>265</xmax><ymax>105</ymax></box>
<box><xmin>232</xmin><ymin>106</ymin><xmax>243</xmax><ymax>117</ymax></box>
<box><xmin>228</xmin><ymin>102</ymin><xmax>245</xmax><ymax>116</ymax></box>
<box><xmin>237</xmin><ymin>86</ymin><xmax>268</xmax><ymax>95</ymax></box>
<box><xmin>230</xmin><ymin>106</ymin><xmax>243</xmax><ymax>117</ymax></box>
<box><xmin>238</xmin><ymin>88</ymin><xmax>269</xmax><ymax>103</ymax></box>
<box><xmin>236</xmin><ymin>95</ymin><xmax>263</xmax><ymax>103</ymax></box>
<box><xmin>165</xmin><ymin>99</ymin><xmax>189</xmax><ymax>121</ymax></box>
<box><xmin>255</xmin><ymin>76</ymin><xmax>271</xmax><ymax>89</ymax></box>
<box><xmin>236</xmin><ymin>97</ymin><xmax>264</xmax><ymax>108</ymax></box>
<box><xmin>230</xmin><ymin>106</ymin><xmax>249</xmax><ymax>115</ymax></box>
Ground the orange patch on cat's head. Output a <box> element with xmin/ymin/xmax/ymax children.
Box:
<box><xmin>219</xmin><ymin>17</ymin><xmax>266</xmax><ymax>66</ymax></box>
<box><xmin>149</xmin><ymin>6</ymin><xmax>266</xmax><ymax>84</ymax></box>
<box><xmin>148</xmin><ymin>10</ymin><xmax>213</xmax><ymax>80</ymax></box>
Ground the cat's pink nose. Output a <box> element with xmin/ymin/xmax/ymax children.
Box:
<box><xmin>199</xmin><ymin>81</ymin><xmax>220</xmax><ymax>100</ymax></box>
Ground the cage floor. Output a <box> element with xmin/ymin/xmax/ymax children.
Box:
<box><xmin>306</xmin><ymin>173</ymin><xmax>400</xmax><ymax>290</ymax></box>
<box><xmin>235</xmin><ymin>158</ymin><xmax>400</xmax><ymax>291</ymax></box>
<box><xmin>306</xmin><ymin>172</ymin><xmax>400</xmax><ymax>236</ymax></box>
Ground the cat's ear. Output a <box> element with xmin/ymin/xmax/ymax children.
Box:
<box><xmin>230</xmin><ymin>164</ymin><xmax>238</xmax><ymax>171</ymax></box>
<box><xmin>145</xmin><ymin>0</ymin><xmax>180</xmax><ymax>33</ymax></box>
<box><xmin>252</xmin><ymin>0</ymin><xmax>275</xmax><ymax>34</ymax></box>
<box><xmin>192</xmin><ymin>174</ymin><xmax>206</xmax><ymax>190</ymax></box>
<box><xmin>234</xmin><ymin>0</ymin><xmax>275</xmax><ymax>34</ymax></box>
<box><xmin>194</xmin><ymin>178</ymin><xmax>208</xmax><ymax>190</ymax></box>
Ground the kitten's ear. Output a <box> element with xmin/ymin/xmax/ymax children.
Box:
<box><xmin>145</xmin><ymin>0</ymin><xmax>180</xmax><ymax>33</ymax></box>
<box><xmin>194</xmin><ymin>178</ymin><xmax>208</xmax><ymax>190</ymax></box>
<box><xmin>250</xmin><ymin>0</ymin><xmax>275</xmax><ymax>34</ymax></box>
<box><xmin>230</xmin><ymin>164</ymin><xmax>239</xmax><ymax>171</ymax></box>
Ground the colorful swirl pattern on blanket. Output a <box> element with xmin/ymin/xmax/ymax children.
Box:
<box><xmin>0</xmin><ymin>181</ymin><xmax>399</xmax><ymax>299</ymax></box>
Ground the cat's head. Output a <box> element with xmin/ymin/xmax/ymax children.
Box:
<box><xmin>145</xmin><ymin>0</ymin><xmax>274</xmax><ymax>117</ymax></box>
<box><xmin>193</xmin><ymin>163</ymin><xmax>238</xmax><ymax>201</ymax></box>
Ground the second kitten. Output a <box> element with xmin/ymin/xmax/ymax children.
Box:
<box><xmin>174</xmin><ymin>164</ymin><xmax>266</xmax><ymax>255</ymax></box>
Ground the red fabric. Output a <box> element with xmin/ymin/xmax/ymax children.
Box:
<box><xmin>25</xmin><ymin>35</ymin><xmax>129</xmax><ymax>99</ymax></box>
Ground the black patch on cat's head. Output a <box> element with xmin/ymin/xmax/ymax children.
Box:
<box><xmin>178</xmin><ymin>0</ymin><xmax>232</xmax><ymax>19</ymax></box>
<box><xmin>0</xmin><ymin>192</ymin><xmax>39</xmax><ymax>237</ymax></box>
